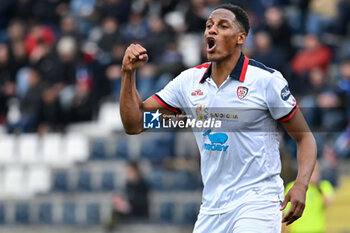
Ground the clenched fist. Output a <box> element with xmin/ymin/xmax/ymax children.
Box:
<box><xmin>122</xmin><ymin>44</ymin><xmax>148</xmax><ymax>71</ymax></box>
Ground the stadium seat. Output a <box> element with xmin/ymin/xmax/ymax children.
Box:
<box><xmin>15</xmin><ymin>202</ymin><xmax>30</xmax><ymax>224</ymax></box>
<box><xmin>42</xmin><ymin>134</ymin><xmax>66</xmax><ymax>167</ymax></box>
<box><xmin>4</xmin><ymin>165</ymin><xmax>24</xmax><ymax>197</ymax></box>
<box><xmin>0</xmin><ymin>135</ymin><xmax>15</xmax><ymax>164</ymax></box>
<box><xmin>86</xmin><ymin>203</ymin><xmax>100</xmax><ymax>224</ymax></box>
<box><xmin>100</xmin><ymin>171</ymin><xmax>115</xmax><ymax>191</ymax></box>
<box><xmin>183</xmin><ymin>203</ymin><xmax>199</xmax><ymax>224</ymax></box>
<box><xmin>140</xmin><ymin>132</ymin><xmax>175</xmax><ymax>162</ymax></box>
<box><xmin>174</xmin><ymin>171</ymin><xmax>202</xmax><ymax>191</ymax></box>
<box><xmin>159</xmin><ymin>202</ymin><xmax>174</xmax><ymax>223</ymax></box>
<box><xmin>149</xmin><ymin>168</ymin><xmax>166</xmax><ymax>191</ymax></box>
<box><xmin>62</xmin><ymin>203</ymin><xmax>76</xmax><ymax>225</ymax></box>
<box><xmin>38</xmin><ymin>203</ymin><xmax>53</xmax><ymax>224</ymax></box>
<box><xmin>90</xmin><ymin>139</ymin><xmax>106</xmax><ymax>160</ymax></box>
<box><xmin>76</xmin><ymin>170</ymin><xmax>92</xmax><ymax>191</ymax></box>
<box><xmin>27</xmin><ymin>165</ymin><xmax>51</xmax><ymax>195</ymax></box>
<box><xmin>115</xmin><ymin>138</ymin><xmax>129</xmax><ymax>160</ymax></box>
<box><xmin>52</xmin><ymin>170</ymin><xmax>69</xmax><ymax>192</ymax></box>
<box><xmin>18</xmin><ymin>134</ymin><xmax>40</xmax><ymax>164</ymax></box>
<box><xmin>97</xmin><ymin>102</ymin><xmax>123</xmax><ymax>132</ymax></box>
<box><xmin>65</xmin><ymin>133</ymin><xmax>89</xmax><ymax>163</ymax></box>
<box><xmin>0</xmin><ymin>203</ymin><xmax>5</xmax><ymax>224</ymax></box>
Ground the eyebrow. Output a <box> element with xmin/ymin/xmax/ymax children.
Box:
<box><xmin>206</xmin><ymin>18</ymin><xmax>233</xmax><ymax>24</ymax></box>
<box><xmin>206</xmin><ymin>17</ymin><xmax>244</xmax><ymax>32</ymax></box>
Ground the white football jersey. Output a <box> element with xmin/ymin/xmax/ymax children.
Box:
<box><xmin>153</xmin><ymin>53</ymin><xmax>298</xmax><ymax>215</ymax></box>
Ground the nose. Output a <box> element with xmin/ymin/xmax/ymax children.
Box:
<box><xmin>207</xmin><ymin>24</ymin><xmax>218</xmax><ymax>35</ymax></box>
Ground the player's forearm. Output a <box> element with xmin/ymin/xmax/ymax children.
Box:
<box><xmin>294</xmin><ymin>133</ymin><xmax>317</xmax><ymax>189</ymax></box>
<box><xmin>120</xmin><ymin>69</ymin><xmax>143</xmax><ymax>134</ymax></box>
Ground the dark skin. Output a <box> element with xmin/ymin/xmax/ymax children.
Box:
<box><xmin>120</xmin><ymin>8</ymin><xmax>316</xmax><ymax>226</ymax></box>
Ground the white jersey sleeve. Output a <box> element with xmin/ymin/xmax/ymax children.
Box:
<box><xmin>266</xmin><ymin>71</ymin><xmax>298</xmax><ymax>122</ymax></box>
<box><xmin>152</xmin><ymin>72</ymin><xmax>185</xmax><ymax>114</ymax></box>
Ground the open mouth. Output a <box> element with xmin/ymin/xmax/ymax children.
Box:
<box><xmin>207</xmin><ymin>37</ymin><xmax>216</xmax><ymax>52</ymax></box>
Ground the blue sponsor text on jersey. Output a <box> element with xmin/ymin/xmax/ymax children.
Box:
<box><xmin>203</xmin><ymin>130</ymin><xmax>229</xmax><ymax>152</ymax></box>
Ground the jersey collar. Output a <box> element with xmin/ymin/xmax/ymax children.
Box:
<box><xmin>200</xmin><ymin>53</ymin><xmax>249</xmax><ymax>83</ymax></box>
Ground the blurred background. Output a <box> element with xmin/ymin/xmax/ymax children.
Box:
<box><xmin>0</xmin><ymin>0</ymin><xmax>350</xmax><ymax>232</ymax></box>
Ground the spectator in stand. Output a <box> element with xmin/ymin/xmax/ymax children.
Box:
<box><xmin>96</xmin><ymin>0</ymin><xmax>132</xmax><ymax>24</ymax></box>
<box><xmin>145</xmin><ymin>16</ymin><xmax>175</xmax><ymax>64</ymax></box>
<box><xmin>68</xmin><ymin>80</ymin><xmax>93</xmax><ymax>122</ymax></box>
<box><xmin>97</xmin><ymin>16</ymin><xmax>121</xmax><ymax>53</ymax></box>
<box><xmin>0</xmin><ymin>43</ymin><xmax>15</xmax><ymax>123</ymax></box>
<box><xmin>59</xmin><ymin>14</ymin><xmax>81</xmax><ymax>42</ymax></box>
<box><xmin>185</xmin><ymin>0</ymin><xmax>208</xmax><ymax>33</ymax></box>
<box><xmin>25</xmin><ymin>24</ymin><xmax>55</xmax><ymax>56</ymax></box>
<box><xmin>251</xmin><ymin>30</ymin><xmax>286</xmax><ymax>73</ymax></box>
<box><xmin>291</xmin><ymin>34</ymin><xmax>332</xmax><ymax>76</ymax></box>
<box><xmin>137</xmin><ymin>63</ymin><xmax>157</xmax><ymax>100</ymax></box>
<box><xmin>38</xmin><ymin>86</ymin><xmax>64</xmax><ymax>133</ymax></box>
<box><xmin>30</xmin><ymin>0</ymin><xmax>70</xmax><ymax>27</ymax></box>
<box><xmin>334</xmin><ymin>123</ymin><xmax>350</xmax><ymax>158</ymax></box>
<box><xmin>260</xmin><ymin>6</ymin><xmax>294</xmax><ymax>59</ymax></box>
<box><xmin>335</xmin><ymin>0</ymin><xmax>350</xmax><ymax>35</ymax></box>
<box><xmin>337</xmin><ymin>58</ymin><xmax>350</xmax><ymax>118</ymax></box>
<box><xmin>107</xmin><ymin>161</ymin><xmax>149</xmax><ymax>231</ymax></box>
<box><xmin>121</xmin><ymin>12</ymin><xmax>149</xmax><ymax>43</ymax></box>
<box><xmin>105</xmin><ymin>63</ymin><xmax>122</xmax><ymax>100</ymax></box>
<box><xmin>12</xmin><ymin>0</ymin><xmax>35</xmax><ymax>23</ymax></box>
<box><xmin>0</xmin><ymin>0</ymin><xmax>15</xmax><ymax>32</ymax></box>
<box><xmin>69</xmin><ymin>0</ymin><xmax>96</xmax><ymax>38</ymax></box>
<box><xmin>56</xmin><ymin>36</ymin><xmax>78</xmax><ymax>85</ymax></box>
<box><xmin>306</xmin><ymin>0</ymin><xmax>340</xmax><ymax>35</ymax></box>
<box><xmin>91</xmin><ymin>42</ymin><xmax>126</xmax><ymax>108</ymax></box>
<box><xmin>8</xmin><ymin>67</ymin><xmax>44</xmax><ymax>133</ymax></box>
<box><xmin>6</xmin><ymin>19</ymin><xmax>26</xmax><ymax>44</ymax></box>
<box><xmin>159</xmin><ymin>0</ymin><xmax>180</xmax><ymax>17</ymax></box>
<box><xmin>9</xmin><ymin>40</ymin><xmax>28</xmax><ymax>78</ymax></box>
<box><xmin>298</xmin><ymin>67</ymin><xmax>347</xmax><ymax>131</ymax></box>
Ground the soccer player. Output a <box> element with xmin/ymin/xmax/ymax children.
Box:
<box><xmin>120</xmin><ymin>4</ymin><xmax>317</xmax><ymax>233</ymax></box>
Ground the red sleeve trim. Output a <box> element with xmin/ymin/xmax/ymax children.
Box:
<box><xmin>152</xmin><ymin>94</ymin><xmax>181</xmax><ymax>115</ymax></box>
<box><xmin>278</xmin><ymin>105</ymin><xmax>299</xmax><ymax>122</ymax></box>
<box><xmin>239</xmin><ymin>56</ymin><xmax>249</xmax><ymax>82</ymax></box>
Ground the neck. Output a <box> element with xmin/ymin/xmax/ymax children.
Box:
<box><xmin>211</xmin><ymin>49</ymin><xmax>241</xmax><ymax>88</ymax></box>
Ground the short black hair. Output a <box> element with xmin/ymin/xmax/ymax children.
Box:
<box><xmin>214</xmin><ymin>4</ymin><xmax>250</xmax><ymax>35</ymax></box>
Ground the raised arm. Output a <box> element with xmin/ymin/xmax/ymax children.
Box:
<box><xmin>120</xmin><ymin>44</ymin><xmax>173</xmax><ymax>134</ymax></box>
<box><xmin>280</xmin><ymin>109</ymin><xmax>317</xmax><ymax>225</ymax></box>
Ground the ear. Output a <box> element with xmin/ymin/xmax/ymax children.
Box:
<box><xmin>237</xmin><ymin>32</ymin><xmax>247</xmax><ymax>45</ymax></box>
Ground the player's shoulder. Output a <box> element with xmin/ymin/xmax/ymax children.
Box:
<box><xmin>177</xmin><ymin>62</ymin><xmax>211</xmax><ymax>81</ymax></box>
<box><xmin>188</xmin><ymin>62</ymin><xmax>211</xmax><ymax>75</ymax></box>
<box><xmin>248</xmin><ymin>59</ymin><xmax>276</xmax><ymax>75</ymax></box>
<box><xmin>248</xmin><ymin>58</ymin><xmax>286</xmax><ymax>82</ymax></box>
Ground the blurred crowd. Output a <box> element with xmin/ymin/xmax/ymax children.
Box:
<box><xmin>0</xmin><ymin>0</ymin><xmax>350</xmax><ymax>160</ymax></box>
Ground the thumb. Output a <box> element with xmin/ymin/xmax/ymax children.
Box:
<box><xmin>138</xmin><ymin>54</ymin><xmax>148</xmax><ymax>62</ymax></box>
<box><xmin>280</xmin><ymin>195</ymin><xmax>290</xmax><ymax>211</ymax></box>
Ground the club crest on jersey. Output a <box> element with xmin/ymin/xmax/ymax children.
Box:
<box><xmin>237</xmin><ymin>86</ymin><xmax>248</xmax><ymax>100</ymax></box>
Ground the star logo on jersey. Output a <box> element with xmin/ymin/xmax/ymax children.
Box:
<box><xmin>191</xmin><ymin>89</ymin><xmax>204</xmax><ymax>96</ymax></box>
<box><xmin>237</xmin><ymin>86</ymin><xmax>248</xmax><ymax>100</ymax></box>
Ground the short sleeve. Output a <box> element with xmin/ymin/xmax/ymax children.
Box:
<box><xmin>266</xmin><ymin>72</ymin><xmax>298</xmax><ymax>122</ymax></box>
<box><xmin>152</xmin><ymin>72</ymin><xmax>184</xmax><ymax>114</ymax></box>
